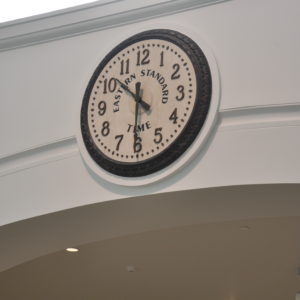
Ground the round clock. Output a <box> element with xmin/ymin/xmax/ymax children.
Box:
<box><xmin>81</xmin><ymin>29</ymin><xmax>212</xmax><ymax>177</ymax></box>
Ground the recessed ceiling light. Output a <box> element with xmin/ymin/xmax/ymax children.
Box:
<box><xmin>66</xmin><ymin>247</ymin><xmax>79</xmax><ymax>252</ymax></box>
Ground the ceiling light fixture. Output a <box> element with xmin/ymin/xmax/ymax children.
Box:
<box><xmin>66</xmin><ymin>247</ymin><xmax>79</xmax><ymax>253</ymax></box>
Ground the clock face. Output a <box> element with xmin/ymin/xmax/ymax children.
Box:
<box><xmin>81</xmin><ymin>29</ymin><xmax>211</xmax><ymax>177</ymax></box>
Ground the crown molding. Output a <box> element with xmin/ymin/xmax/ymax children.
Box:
<box><xmin>1</xmin><ymin>103</ymin><xmax>300</xmax><ymax>178</ymax></box>
<box><xmin>0</xmin><ymin>0</ymin><xmax>230</xmax><ymax>52</ymax></box>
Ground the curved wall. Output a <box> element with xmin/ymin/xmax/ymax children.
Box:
<box><xmin>0</xmin><ymin>0</ymin><xmax>299</xmax><ymax>229</ymax></box>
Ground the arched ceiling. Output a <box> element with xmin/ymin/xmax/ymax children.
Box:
<box><xmin>1</xmin><ymin>215</ymin><xmax>299</xmax><ymax>300</ymax></box>
<box><xmin>1</xmin><ymin>184</ymin><xmax>300</xmax><ymax>299</ymax></box>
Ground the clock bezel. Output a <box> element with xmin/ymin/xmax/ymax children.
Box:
<box><xmin>80</xmin><ymin>28</ymin><xmax>217</xmax><ymax>180</ymax></box>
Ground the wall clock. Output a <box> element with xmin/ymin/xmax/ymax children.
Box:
<box><xmin>81</xmin><ymin>29</ymin><xmax>212</xmax><ymax>177</ymax></box>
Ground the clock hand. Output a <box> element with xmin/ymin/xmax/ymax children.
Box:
<box><xmin>134</xmin><ymin>82</ymin><xmax>141</xmax><ymax>143</ymax></box>
<box><xmin>114</xmin><ymin>78</ymin><xmax>150</xmax><ymax>111</ymax></box>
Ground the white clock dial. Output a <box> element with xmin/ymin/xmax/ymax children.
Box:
<box><xmin>81</xmin><ymin>30</ymin><xmax>211</xmax><ymax>177</ymax></box>
<box><xmin>87</xmin><ymin>39</ymin><xmax>196</xmax><ymax>162</ymax></box>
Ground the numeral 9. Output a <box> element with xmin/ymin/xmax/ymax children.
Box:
<box><xmin>98</xmin><ymin>101</ymin><xmax>106</xmax><ymax>116</ymax></box>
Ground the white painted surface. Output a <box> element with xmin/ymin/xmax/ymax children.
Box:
<box><xmin>1</xmin><ymin>121</ymin><xmax>300</xmax><ymax>226</ymax></box>
<box><xmin>0</xmin><ymin>0</ymin><xmax>299</xmax><ymax>158</ymax></box>
<box><xmin>0</xmin><ymin>0</ymin><xmax>300</xmax><ymax>227</ymax></box>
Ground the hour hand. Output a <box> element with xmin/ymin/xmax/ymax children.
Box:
<box><xmin>114</xmin><ymin>78</ymin><xmax>150</xmax><ymax>111</ymax></box>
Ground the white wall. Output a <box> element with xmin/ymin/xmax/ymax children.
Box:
<box><xmin>0</xmin><ymin>0</ymin><xmax>300</xmax><ymax>225</ymax></box>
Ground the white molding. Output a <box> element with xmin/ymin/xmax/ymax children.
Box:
<box><xmin>1</xmin><ymin>103</ymin><xmax>300</xmax><ymax>178</ymax></box>
<box><xmin>220</xmin><ymin>102</ymin><xmax>300</xmax><ymax>131</ymax></box>
<box><xmin>0</xmin><ymin>0</ymin><xmax>230</xmax><ymax>52</ymax></box>
<box><xmin>0</xmin><ymin>0</ymin><xmax>120</xmax><ymax>28</ymax></box>
<box><xmin>0</xmin><ymin>137</ymin><xmax>78</xmax><ymax>177</ymax></box>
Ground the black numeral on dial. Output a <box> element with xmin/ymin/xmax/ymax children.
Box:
<box><xmin>176</xmin><ymin>85</ymin><xmax>185</xmax><ymax>101</ymax></box>
<box><xmin>134</xmin><ymin>136</ymin><xmax>142</xmax><ymax>153</ymax></box>
<box><xmin>154</xmin><ymin>128</ymin><xmax>163</xmax><ymax>144</ymax></box>
<box><xmin>101</xmin><ymin>121</ymin><xmax>110</xmax><ymax>136</ymax></box>
<box><xmin>171</xmin><ymin>63</ymin><xmax>180</xmax><ymax>80</ymax></box>
<box><xmin>115</xmin><ymin>134</ymin><xmax>124</xmax><ymax>151</ymax></box>
<box><xmin>103</xmin><ymin>78</ymin><xmax>117</xmax><ymax>94</ymax></box>
<box><xmin>169</xmin><ymin>108</ymin><xmax>178</xmax><ymax>124</ymax></box>
<box><xmin>120</xmin><ymin>59</ymin><xmax>130</xmax><ymax>75</ymax></box>
<box><xmin>160</xmin><ymin>51</ymin><xmax>164</xmax><ymax>67</ymax></box>
<box><xmin>137</xmin><ymin>49</ymin><xmax>150</xmax><ymax>66</ymax></box>
<box><xmin>98</xmin><ymin>101</ymin><xmax>106</xmax><ymax>116</ymax></box>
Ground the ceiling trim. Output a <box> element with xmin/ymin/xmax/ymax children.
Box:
<box><xmin>0</xmin><ymin>0</ymin><xmax>231</xmax><ymax>52</ymax></box>
<box><xmin>0</xmin><ymin>137</ymin><xmax>77</xmax><ymax>178</ymax></box>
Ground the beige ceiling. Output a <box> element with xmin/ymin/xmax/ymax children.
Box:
<box><xmin>0</xmin><ymin>216</ymin><xmax>299</xmax><ymax>300</ymax></box>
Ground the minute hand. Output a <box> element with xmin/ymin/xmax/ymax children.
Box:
<box><xmin>114</xmin><ymin>78</ymin><xmax>150</xmax><ymax>111</ymax></box>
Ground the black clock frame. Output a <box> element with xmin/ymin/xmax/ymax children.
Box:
<box><xmin>81</xmin><ymin>29</ymin><xmax>212</xmax><ymax>177</ymax></box>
